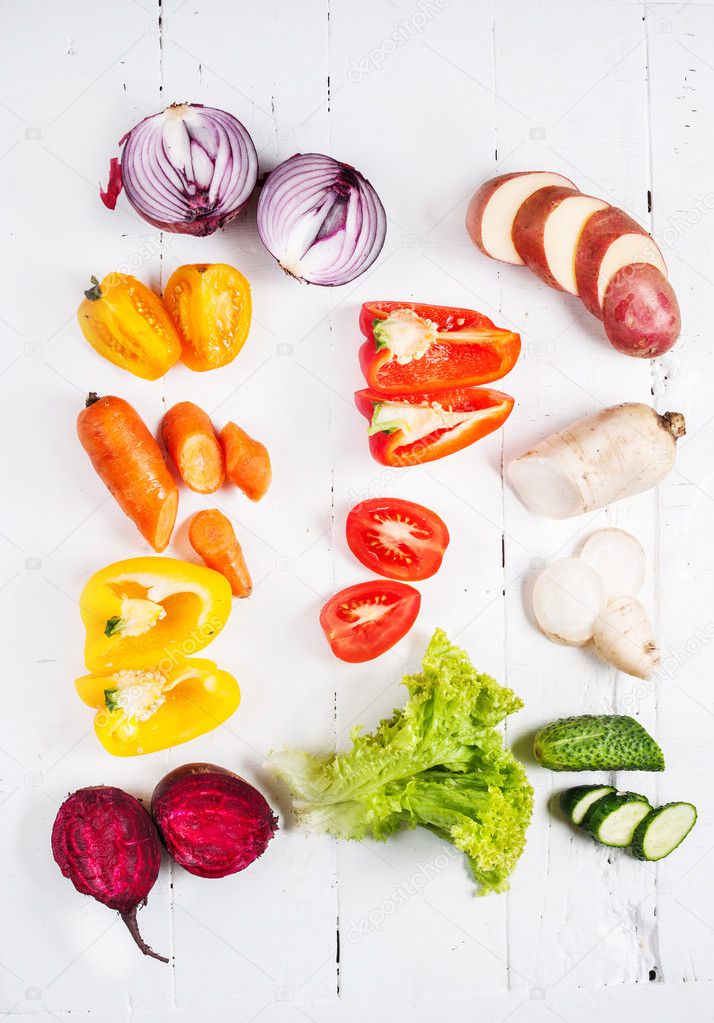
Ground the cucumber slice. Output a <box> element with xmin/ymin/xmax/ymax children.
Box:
<box><xmin>560</xmin><ymin>785</ymin><xmax>616</xmax><ymax>825</ymax></box>
<box><xmin>631</xmin><ymin>802</ymin><xmax>697</xmax><ymax>861</ymax></box>
<box><xmin>583</xmin><ymin>791</ymin><xmax>651</xmax><ymax>847</ymax></box>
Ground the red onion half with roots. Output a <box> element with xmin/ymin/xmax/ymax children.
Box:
<box><xmin>101</xmin><ymin>103</ymin><xmax>258</xmax><ymax>236</ymax></box>
<box><xmin>152</xmin><ymin>764</ymin><xmax>278</xmax><ymax>878</ymax></box>
<box><xmin>256</xmin><ymin>153</ymin><xmax>387</xmax><ymax>285</ymax></box>
<box><xmin>52</xmin><ymin>787</ymin><xmax>167</xmax><ymax>962</ymax></box>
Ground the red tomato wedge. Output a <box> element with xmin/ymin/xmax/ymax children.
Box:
<box><xmin>354</xmin><ymin>386</ymin><xmax>514</xmax><ymax>467</ymax></box>
<box><xmin>358</xmin><ymin>301</ymin><xmax>520</xmax><ymax>396</ymax></box>
<box><xmin>319</xmin><ymin>580</ymin><xmax>421</xmax><ymax>663</ymax></box>
<box><xmin>346</xmin><ymin>498</ymin><xmax>449</xmax><ymax>581</ymax></box>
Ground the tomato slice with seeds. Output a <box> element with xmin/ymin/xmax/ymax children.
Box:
<box><xmin>346</xmin><ymin>498</ymin><xmax>449</xmax><ymax>582</ymax></box>
<box><xmin>319</xmin><ymin>580</ymin><xmax>421</xmax><ymax>663</ymax></box>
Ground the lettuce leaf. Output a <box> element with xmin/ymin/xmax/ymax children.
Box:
<box><xmin>271</xmin><ymin>630</ymin><xmax>533</xmax><ymax>895</ymax></box>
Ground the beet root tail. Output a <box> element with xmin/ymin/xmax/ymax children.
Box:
<box><xmin>121</xmin><ymin>908</ymin><xmax>169</xmax><ymax>963</ymax></box>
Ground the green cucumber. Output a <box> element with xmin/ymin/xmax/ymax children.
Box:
<box><xmin>631</xmin><ymin>802</ymin><xmax>697</xmax><ymax>861</ymax></box>
<box><xmin>583</xmin><ymin>791</ymin><xmax>652</xmax><ymax>847</ymax></box>
<box><xmin>560</xmin><ymin>785</ymin><xmax>615</xmax><ymax>825</ymax></box>
<box><xmin>533</xmin><ymin>715</ymin><xmax>665</xmax><ymax>772</ymax></box>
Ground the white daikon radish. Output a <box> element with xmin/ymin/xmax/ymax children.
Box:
<box><xmin>532</xmin><ymin>557</ymin><xmax>608</xmax><ymax>646</ymax></box>
<box><xmin>593</xmin><ymin>597</ymin><xmax>661</xmax><ymax>679</ymax></box>
<box><xmin>508</xmin><ymin>403</ymin><xmax>685</xmax><ymax>519</ymax></box>
<box><xmin>580</xmin><ymin>529</ymin><xmax>646</xmax><ymax>600</ymax></box>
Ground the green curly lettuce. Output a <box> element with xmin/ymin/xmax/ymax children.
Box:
<box><xmin>270</xmin><ymin>630</ymin><xmax>533</xmax><ymax>895</ymax></box>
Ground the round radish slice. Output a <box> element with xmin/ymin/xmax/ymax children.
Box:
<box><xmin>533</xmin><ymin>557</ymin><xmax>608</xmax><ymax>646</ymax></box>
<box><xmin>466</xmin><ymin>171</ymin><xmax>577</xmax><ymax>265</ymax></box>
<box><xmin>580</xmin><ymin>528</ymin><xmax>646</xmax><ymax>601</ymax></box>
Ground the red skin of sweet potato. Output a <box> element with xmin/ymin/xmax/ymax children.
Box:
<box><xmin>511</xmin><ymin>186</ymin><xmax>580</xmax><ymax>290</ymax></box>
<box><xmin>574</xmin><ymin>207</ymin><xmax>658</xmax><ymax>318</ymax></box>
<box><xmin>52</xmin><ymin>786</ymin><xmax>167</xmax><ymax>962</ymax></box>
<box><xmin>466</xmin><ymin>172</ymin><xmax>526</xmax><ymax>257</ymax></box>
<box><xmin>602</xmin><ymin>263</ymin><xmax>681</xmax><ymax>357</ymax></box>
<box><xmin>152</xmin><ymin>763</ymin><xmax>278</xmax><ymax>878</ymax></box>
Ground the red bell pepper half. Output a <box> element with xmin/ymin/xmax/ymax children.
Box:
<box><xmin>358</xmin><ymin>301</ymin><xmax>520</xmax><ymax>396</ymax></box>
<box><xmin>354</xmin><ymin>385</ymin><xmax>515</xmax><ymax>467</ymax></box>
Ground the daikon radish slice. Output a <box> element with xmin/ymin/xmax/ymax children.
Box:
<box><xmin>533</xmin><ymin>557</ymin><xmax>608</xmax><ymax>646</ymax></box>
<box><xmin>580</xmin><ymin>529</ymin><xmax>646</xmax><ymax>600</ymax></box>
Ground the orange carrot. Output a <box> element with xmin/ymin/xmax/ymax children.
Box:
<box><xmin>220</xmin><ymin>422</ymin><xmax>272</xmax><ymax>501</ymax></box>
<box><xmin>188</xmin><ymin>509</ymin><xmax>252</xmax><ymax>597</ymax></box>
<box><xmin>77</xmin><ymin>394</ymin><xmax>178</xmax><ymax>552</ymax></box>
<box><xmin>161</xmin><ymin>401</ymin><xmax>225</xmax><ymax>495</ymax></box>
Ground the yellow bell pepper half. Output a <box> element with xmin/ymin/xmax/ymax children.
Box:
<box><xmin>80</xmin><ymin>557</ymin><xmax>232</xmax><ymax>675</ymax></box>
<box><xmin>76</xmin><ymin>658</ymin><xmax>240</xmax><ymax>757</ymax></box>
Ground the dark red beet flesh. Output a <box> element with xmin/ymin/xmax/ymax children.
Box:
<box><xmin>151</xmin><ymin>764</ymin><xmax>278</xmax><ymax>878</ymax></box>
<box><xmin>52</xmin><ymin>786</ymin><xmax>168</xmax><ymax>963</ymax></box>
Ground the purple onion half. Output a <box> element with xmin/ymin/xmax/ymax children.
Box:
<box><xmin>256</xmin><ymin>153</ymin><xmax>387</xmax><ymax>286</ymax></box>
<box><xmin>101</xmin><ymin>103</ymin><xmax>258</xmax><ymax>236</ymax></box>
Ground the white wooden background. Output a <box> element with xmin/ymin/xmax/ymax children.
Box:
<box><xmin>1</xmin><ymin>0</ymin><xmax>713</xmax><ymax>1019</ymax></box>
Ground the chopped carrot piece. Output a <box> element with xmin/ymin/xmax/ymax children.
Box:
<box><xmin>188</xmin><ymin>509</ymin><xmax>252</xmax><ymax>598</ymax></box>
<box><xmin>162</xmin><ymin>401</ymin><xmax>225</xmax><ymax>495</ymax></box>
<box><xmin>220</xmin><ymin>422</ymin><xmax>271</xmax><ymax>501</ymax></box>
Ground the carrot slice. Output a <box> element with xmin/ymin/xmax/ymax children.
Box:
<box><xmin>188</xmin><ymin>510</ymin><xmax>252</xmax><ymax>597</ymax></box>
<box><xmin>162</xmin><ymin>401</ymin><xmax>225</xmax><ymax>494</ymax></box>
<box><xmin>77</xmin><ymin>394</ymin><xmax>178</xmax><ymax>552</ymax></box>
<box><xmin>220</xmin><ymin>422</ymin><xmax>272</xmax><ymax>501</ymax></box>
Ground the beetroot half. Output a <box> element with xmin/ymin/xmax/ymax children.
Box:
<box><xmin>151</xmin><ymin>764</ymin><xmax>278</xmax><ymax>878</ymax></box>
<box><xmin>52</xmin><ymin>786</ymin><xmax>168</xmax><ymax>962</ymax></box>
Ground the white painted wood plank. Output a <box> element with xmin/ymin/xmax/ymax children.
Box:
<box><xmin>0</xmin><ymin>0</ymin><xmax>174</xmax><ymax>1013</ymax></box>
<box><xmin>492</xmin><ymin>0</ymin><xmax>663</xmax><ymax>993</ymax></box>
<box><xmin>646</xmin><ymin>1</ymin><xmax>714</xmax><ymax>984</ymax></box>
<box><xmin>155</xmin><ymin>0</ymin><xmax>340</xmax><ymax>1010</ymax></box>
<box><xmin>124</xmin><ymin>980</ymin><xmax>714</xmax><ymax>1023</ymax></box>
<box><xmin>326</xmin><ymin>0</ymin><xmax>518</xmax><ymax>1000</ymax></box>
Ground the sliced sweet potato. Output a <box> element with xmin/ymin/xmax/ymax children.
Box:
<box><xmin>575</xmin><ymin>207</ymin><xmax>667</xmax><ymax>318</ymax></box>
<box><xmin>602</xmin><ymin>263</ymin><xmax>681</xmax><ymax>357</ymax></box>
<box><xmin>466</xmin><ymin>171</ymin><xmax>576</xmax><ymax>265</ymax></box>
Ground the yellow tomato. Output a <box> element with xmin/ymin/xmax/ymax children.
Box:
<box><xmin>163</xmin><ymin>263</ymin><xmax>251</xmax><ymax>371</ymax></box>
<box><xmin>77</xmin><ymin>272</ymin><xmax>182</xmax><ymax>380</ymax></box>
